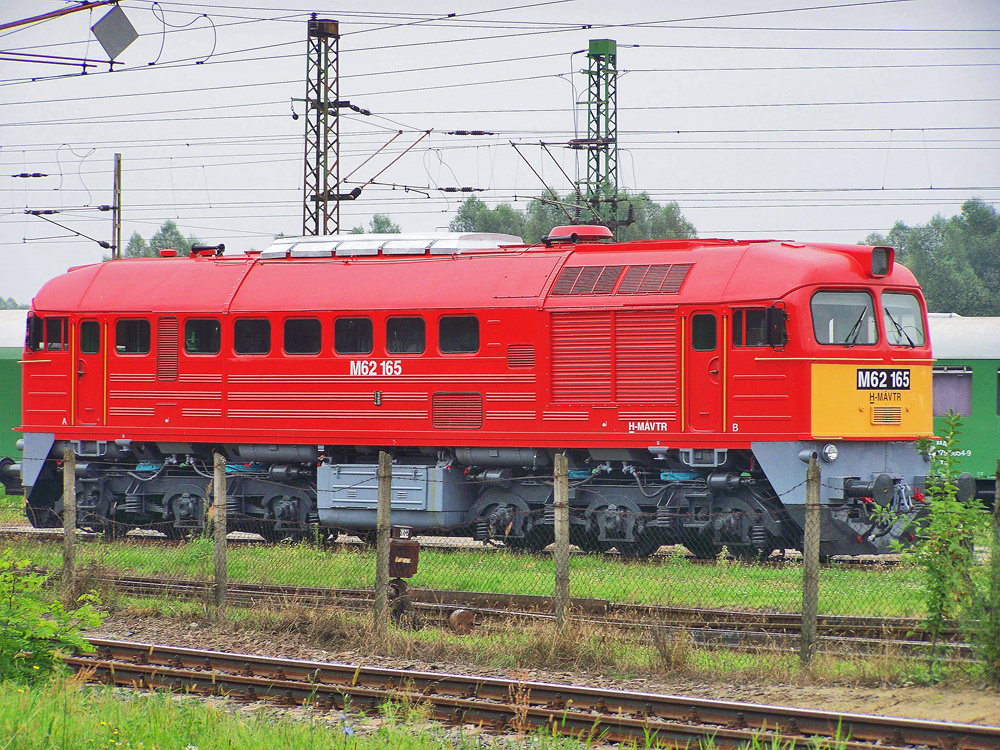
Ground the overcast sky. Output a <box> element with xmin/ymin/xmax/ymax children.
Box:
<box><xmin>1</xmin><ymin>0</ymin><xmax>997</xmax><ymax>304</ymax></box>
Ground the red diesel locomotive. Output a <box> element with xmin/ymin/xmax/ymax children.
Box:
<box><xmin>9</xmin><ymin>226</ymin><xmax>935</xmax><ymax>557</ymax></box>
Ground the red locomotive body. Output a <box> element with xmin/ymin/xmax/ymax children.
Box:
<box><xmin>13</xmin><ymin>227</ymin><xmax>934</xmax><ymax>556</ymax></box>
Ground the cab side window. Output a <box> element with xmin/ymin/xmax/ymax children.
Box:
<box><xmin>387</xmin><ymin>317</ymin><xmax>425</xmax><ymax>354</ymax></box>
<box><xmin>234</xmin><ymin>319</ymin><xmax>271</xmax><ymax>355</ymax></box>
<box><xmin>284</xmin><ymin>318</ymin><xmax>322</xmax><ymax>355</ymax></box>
<box><xmin>732</xmin><ymin>309</ymin><xmax>767</xmax><ymax>348</ymax></box>
<box><xmin>116</xmin><ymin>319</ymin><xmax>151</xmax><ymax>354</ymax></box>
<box><xmin>439</xmin><ymin>315</ymin><xmax>479</xmax><ymax>354</ymax></box>
<box><xmin>691</xmin><ymin>313</ymin><xmax>716</xmax><ymax>351</ymax></box>
<box><xmin>185</xmin><ymin>319</ymin><xmax>222</xmax><ymax>354</ymax></box>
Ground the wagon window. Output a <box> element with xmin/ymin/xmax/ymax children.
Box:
<box><xmin>116</xmin><ymin>319</ymin><xmax>151</xmax><ymax>354</ymax></box>
<box><xmin>933</xmin><ymin>367</ymin><xmax>972</xmax><ymax>417</ymax></box>
<box><xmin>284</xmin><ymin>318</ymin><xmax>322</xmax><ymax>355</ymax></box>
<box><xmin>80</xmin><ymin>321</ymin><xmax>100</xmax><ymax>354</ymax></box>
<box><xmin>335</xmin><ymin>317</ymin><xmax>373</xmax><ymax>355</ymax></box>
<box><xmin>691</xmin><ymin>314</ymin><xmax>716</xmax><ymax>352</ymax></box>
<box><xmin>234</xmin><ymin>319</ymin><xmax>271</xmax><ymax>355</ymax></box>
<box><xmin>387</xmin><ymin>317</ymin><xmax>425</xmax><ymax>354</ymax></box>
<box><xmin>440</xmin><ymin>315</ymin><xmax>479</xmax><ymax>354</ymax></box>
<box><xmin>184</xmin><ymin>318</ymin><xmax>221</xmax><ymax>354</ymax></box>
<box><xmin>732</xmin><ymin>308</ymin><xmax>766</xmax><ymax>348</ymax></box>
<box><xmin>882</xmin><ymin>292</ymin><xmax>926</xmax><ymax>347</ymax></box>
<box><xmin>811</xmin><ymin>291</ymin><xmax>877</xmax><ymax>346</ymax></box>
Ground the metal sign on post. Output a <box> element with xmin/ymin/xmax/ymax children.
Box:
<box><xmin>91</xmin><ymin>5</ymin><xmax>138</xmax><ymax>61</ymax></box>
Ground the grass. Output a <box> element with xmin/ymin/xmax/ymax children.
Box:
<box><xmin>0</xmin><ymin>535</ymin><xmax>927</xmax><ymax>618</ymax></box>
<box><xmin>0</xmin><ymin>676</ymin><xmax>607</xmax><ymax>750</ymax></box>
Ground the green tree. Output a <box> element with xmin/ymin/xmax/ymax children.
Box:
<box><xmin>865</xmin><ymin>199</ymin><xmax>1000</xmax><ymax>315</ymax></box>
<box><xmin>369</xmin><ymin>213</ymin><xmax>401</xmax><ymax>233</ymax></box>
<box><xmin>119</xmin><ymin>222</ymin><xmax>200</xmax><ymax>259</ymax></box>
<box><xmin>449</xmin><ymin>196</ymin><xmax>526</xmax><ymax>238</ymax></box>
<box><xmin>0</xmin><ymin>298</ymin><xmax>27</xmax><ymax>310</ymax></box>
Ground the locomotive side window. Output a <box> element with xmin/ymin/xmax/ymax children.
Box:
<box><xmin>439</xmin><ymin>315</ymin><xmax>479</xmax><ymax>354</ymax></box>
<box><xmin>882</xmin><ymin>292</ymin><xmax>926</xmax><ymax>347</ymax></box>
<box><xmin>335</xmin><ymin>317</ymin><xmax>373</xmax><ymax>355</ymax></box>
<box><xmin>691</xmin><ymin>313</ymin><xmax>716</xmax><ymax>351</ymax></box>
<box><xmin>933</xmin><ymin>367</ymin><xmax>972</xmax><ymax>417</ymax></box>
<box><xmin>234</xmin><ymin>319</ymin><xmax>271</xmax><ymax>355</ymax></box>
<box><xmin>184</xmin><ymin>319</ymin><xmax>221</xmax><ymax>355</ymax></box>
<box><xmin>80</xmin><ymin>321</ymin><xmax>100</xmax><ymax>354</ymax></box>
<box><xmin>811</xmin><ymin>291</ymin><xmax>877</xmax><ymax>346</ymax></box>
<box><xmin>47</xmin><ymin>317</ymin><xmax>67</xmax><ymax>351</ymax></box>
<box><xmin>387</xmin><ymin>317</ymin><xmax>425</xmax><ymax>354</ymax></box>
<box><xmin>284</xmin><ymin>318</ymin><xmax>322</xmax><ymax>355</ymax></box>
<box><xmin>732</xmin><ymin>309</ymin><xmax>766</xmax><ymax>348</ymax></box>
<box><xmin>116</xmin><ymin>319</ymin><xmax>151</xmax><ymax>354</ymax></box>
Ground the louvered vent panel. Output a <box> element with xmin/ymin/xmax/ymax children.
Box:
<box><xmin>571</xmin><ymin>266</ymin><xmax>605</xmax><ymax>295</ymax></box>
<box><xmin>551</xmin><ymin>312</ymin><xmax>612</xmax><ymax>402</ymax></box>
<box><xmin>637</xmin><ymin>264</ymin><xmax>671</xmax><ymax>294</ymax></box>
<box><xmin>551</xmin><ymin>267</ymin><xmax>582</xmax><ymax>295</ymax></box>
<box><xmin>615</xmin><ymin>310</ymin><xmax>678</xmax><ymax>402</ymax></box>
<box><xmin>432</xmin><ymin>392</ymin><xmax>483</xmax><ymax>429</ymax></box>
<box><xmin>594</xmin><ymin>265</ymin><xmax>624</xmax><ymax>294</ymax></box>
<box><xmin>660</xmin><ymin>263</ymin><xmax>693</xmax><ymax>294</ymax></box>
<box><xmin>617</xmin><ymin>265</ymin><xmax>648</xmax><ymax>295</ymax></box>
<box><xmin>156</xmin><ymin>316</ymin><xmax>179</xmax><ymax>382</ymax></box>
<box><xmin>507</xmin><ymin>344</ymin><xmax>536</xmax><ymax>368</ymax></box>
<box><xmin>871</xmin><ymin>406</ymin><xmax>902</xmax><ymax>425</ymax></box>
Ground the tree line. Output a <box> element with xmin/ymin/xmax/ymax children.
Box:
<box><xmin>111</xmin><ymin>196</ymin><xmax>999</xmax><ymax>317</ymax></box>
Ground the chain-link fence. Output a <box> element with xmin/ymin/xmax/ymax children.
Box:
<box><xmin>5</xmin><ymin>449</ymin><xmax>996</xmax><ymax>665</ymax></box>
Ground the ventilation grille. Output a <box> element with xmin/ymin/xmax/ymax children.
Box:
<box><xmin>156</xmin><ymin>316</ymin><xmax>179</xmax><ymax>382</ymax></box>
<box><xmin>552</xmin><ymin>263</ymin><xmax>692</xmax><ymax>296</ymax></box>
<box><xmin>507</xmin><ymin>344</ymin><xmax>535</xmax><ymax>368</ymax></box>
<box><xmin>432</xmin><ymin>392</ymin><xmax>483</xmax><ymax>429</ymax></box>
<box><xmin>615</xmin><ymin>310</ymin><xmax>678</xmax><ymax>402</ymax></box>
<box><xmin>871</xmin><ymin>406</ymin><xmax>902</xmax><ymax>425</ymax></box>
<box><xmin>551</xmin><ymin>312</ymin><xmax>612</xmax><ymax>402</ymax></box>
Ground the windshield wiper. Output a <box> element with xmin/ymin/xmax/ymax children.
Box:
<box><xmin>884</xmin><ymin>308</ymin><xmax>916</xmax><ymax>348</ymax></box>
<box><xmin>844</xmin><ymin>308</ymin><xmax>868</xmax><ymax>347</ymax></box>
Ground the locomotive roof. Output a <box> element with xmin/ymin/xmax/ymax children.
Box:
<box><xmin>927</xmin><ymin>314</ymin><xmax>1000</xmax><ymax>360</ymax></box>
<box><xmin>30</xmin><ymin>233</ymin><xmax>918</xmax><ymax>315</ymax></box>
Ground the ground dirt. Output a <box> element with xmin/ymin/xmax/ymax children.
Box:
<box><xmin>86</xmin><ymin>613</ymin><xmax>1000</xmax><ymax>728</ymax></box>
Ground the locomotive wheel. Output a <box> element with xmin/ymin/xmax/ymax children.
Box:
<box><xmin>260</xmin><ymin>492</ymin><xmax>311</xmax><ymax>542</ymax></box>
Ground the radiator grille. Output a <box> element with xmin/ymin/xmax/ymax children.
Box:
<box><xmin>156</xmin><ymin>316</ymin><xmax>179</xmax><ymax>382</ymax></box>
<box><xmin>507</xmin><ymin>344</ymin><xmax>535</xmax><ymax>368</ymax></box>
<box><xmin>552</xmin><ymin>263</ymin><xmax>692</xmax><ymax>296</ymax></box>
<box><xmin>551</xmin><ymin>312</ymin><xmax>612</xmax><ymax>402</ymax></box>
<box><xmin>432</xmin><ymin>392</ymin><xmax>483</xmax><ymax>429</ymax></box>
<box><xmin>871</xmin><ymin>406</ymin><xmax>902</xmax><ymax>425</ymax></box>
<box><xmin>615</xmin><ymin>310</ymin><xmax>678</xmax><ymax>402</ymax></box>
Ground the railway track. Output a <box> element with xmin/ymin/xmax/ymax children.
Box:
<box><xmin>71</xmin><ymin>638</ymin><xmax>998</xmax><ymax>749</ymax></box>
<box><xmin>104</xmin><ymin>574</ymin><xmax>968</xmax><ymax>658</ymax></box>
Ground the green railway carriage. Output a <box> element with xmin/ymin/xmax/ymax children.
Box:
<box><xmin>927</xmin><ymin>313</ymin><xmax>1000</xmax><ymax>506</ymax></box>
<box><xmin>0</xmin><ymin>311</ymin><xmax>25</xmax><ymax>463</ymax></box>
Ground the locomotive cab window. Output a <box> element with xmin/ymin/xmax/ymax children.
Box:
<box><xmin>26</xmin><ymin>315</ymin><xmax>68</xmax><ymax>352</ymax></box>
<box><xmin>439</xmin><ymin>315</ymin><xmax>479</xmax><ymax>354</ymax></box>
<box><xmin>732</xmin><ymin>309</ymin><xmax>767</xmax><ymax>348</ymax></box>
<box><xmin>387</xmin><ymin>317</ymin><xmax>425</xmax><ymax>354</ymax></box>
<box><xmin>335</xmin><ymin>317</ymin><xmax>373</xmax><ymax>355</ymax></box>
<box><xmin>116</xmin><ymin>319</ymin><xmax>151</xmax><ymax>354</ymax></box>
<box><xmin>284</xmin><ymin>318</ymin><xmax>322</xmax><ymax>355</ymax></box>
<box><xmin>184</xmin><ymin>319</ymin><xmax>221</xmax><ymax>354</ymax></box>
<box><xmin>811</xmin><ymin>291</ymin><xmax>877</xmax><ymax>346</ymax></box>
<box><xmin>80</xmin><ymin>321</ymin><xmax>100</xmax><ymax>354</ymax></box>
<box><xmin>691</xmin><ymin>313</ymin><xmax>717</xmax><ymax>351</ymax></box>
<box><xmin>882</xmin><ymin>292</ymin><xmax>926</xmax><ymax>347</ymax></box>
<box><xmin>234</xmin><ymin>319</ymin><xmax>271</xmax><ymax>355</ymax></box>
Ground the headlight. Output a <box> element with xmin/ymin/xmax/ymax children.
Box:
<box><xmin>821</xmin><ymin>443</ymin><xmax>839</xmax><ymax>463</ymax></box>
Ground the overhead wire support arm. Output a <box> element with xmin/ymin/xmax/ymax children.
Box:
<box><xmin>25</xmin><ymin>209</ymin><xmax>111</xmax><ymax>249</ymax></box>
<box><xmin>509</xmin><ymin>142</ymin><xmax>576</xmax><ymax>224</ymax></box>
<box><xmin>350</xmin><ymin>131</ymin><xmax>432</xmax><ymax>193</ymax></box>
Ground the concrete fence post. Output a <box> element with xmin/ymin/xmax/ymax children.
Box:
<box><xmin>213</xmin><ymin>452</ymin><xmax>227</xmax><ymax>616</ymax></box>
<box><xmin>553</xmin><ymin>452</ymin><xmax>570</xmax><ymax>628</ymax></box>
<box><xmin>801</xmin><ymin>456</ymin><xmax>821</xmax><ymax>668</ymax></box>
<box><xmin>62</xmin><ymin>445</ymin><xmax>76</xmax><ymax>596</ymax></box>
<box><xmin>374</xmin><ymin>451</ymin><xmax>392</xmax><ymax>636</ymax></box>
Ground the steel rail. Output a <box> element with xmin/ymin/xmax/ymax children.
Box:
<box><xmin>73</xmin><ymin>639</ymin><xmax>999</xmax><ymax>750</ymax></box>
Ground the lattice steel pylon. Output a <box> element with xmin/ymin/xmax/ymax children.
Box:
<box><xmin>581</xmin><ymin>38</ymin><xmax>618</xmax><ymax>228</ymax></box>
<box><xmin>302</xmin><ymin>16</ymin><xmax>339</xmax><ymax>236</ymax></box>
